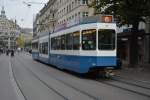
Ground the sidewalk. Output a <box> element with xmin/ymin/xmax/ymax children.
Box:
<box><xmin>115</xmin><ymin>63</ymin><xmax>150</xmax><ymax>82</ymax></box>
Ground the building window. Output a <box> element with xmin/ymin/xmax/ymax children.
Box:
<box><xmin>67</xmin><ymin>5</ymin><xmax>69</xmax><ymax>13</ymax></box>
<box><xmin>78</xmin><ymin>12</ymin><xmax>80</xmax><ymax>17</ymax></box>
<box><xmin>82</xmin><ymin>0</ymin><xmax>88</xmax><ymax>5</ymax></box>
<box><xmin>75</xmin><ymin>0</ymin><xmax>78</xmax><ymax>6</ymax></box>
<box><xmin>72</xmin><ymin>2</ymin><xmax>74</xmax><ymax>9</ymax></box>
<box><xmin>69</xmin><ymin>4</ymin><xmax>71</xmax><ymax>12</ymax></box>
<box><xmin>78</xmin><ymin>0</ymin><xmax>81</xmax><ymax>5</ymax></box>
<box><xmin>82</xmin><ymin>12</ymin><xmax>88</xmax><ymax>17</ymax></box>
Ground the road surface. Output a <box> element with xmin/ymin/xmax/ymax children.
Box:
<box><xmin>0</xmin><ymin>53</ymin><xmax>150</xmax><ymax>100</ymax></box>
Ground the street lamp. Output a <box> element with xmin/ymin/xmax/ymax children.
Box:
<box><xmin>23</xmin><ymin>1</ymin><xmax>46</xmax><ymax>7</ymax></box>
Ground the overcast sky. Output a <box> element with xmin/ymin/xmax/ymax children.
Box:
<box><xmin>0</xmin><ymin>0</ymin><xmax>49</xmax><ymax>28</ymax></box>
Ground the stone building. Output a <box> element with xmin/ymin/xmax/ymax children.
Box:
<box><xmin>33</xmin><ymin>0</ymin><xmax>94</xmax><ymax>37</ymax></box>
<box><xmin>0</xmin><ymin>7</ymin><xmax>20</xmax><ymax>50</ymax></box>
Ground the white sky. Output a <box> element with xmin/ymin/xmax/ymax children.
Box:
<box><xmin>0</xmin><ymin>0</ymin><xmax>49</xmax><ymax>28</ymax></box>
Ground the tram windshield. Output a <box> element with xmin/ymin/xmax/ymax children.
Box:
<box><xmin>82</xmin><ymin>29</ymin><xmax>96</xmax><ymax>50</ymax></box>
<box><xmin>98</xmin><ymin>29</ymin><xmax>115</xmax><ymax>50</ymax></box>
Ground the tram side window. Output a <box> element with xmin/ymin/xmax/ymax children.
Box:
<box><xmin>51</xmin><ymin>37</ymin><xmax>57</xmax><ymax>50</ymax></box>
<box><xmin>73</xmin><ymin>31</ymin><xmax>80</xmax><ymax>50</ymax></box>
<box><xmin>82</xmin><ymin>29</ymin><xmax>96</xmax><ymax>50</ymax></box>
<box><xmin>39</xmin><ymin>43</ymin><xmax>42</xmax><ymax>53</ymax></box>
<box><xmin>66</xmin><ymin>33</ymin><xmax>73</xmax><ymax>50</ymax></box>
<box><xmin>32</xmin><ymin>42</ymin><xmax>38</xmax><ymax>50</ymax></box>
<box><xmin>45</xmin><ymin>42</ymin><xmax>48</xmax><ymax>54</ymax></box>
<box><xmin>98</xmin><ymin>29</ymin><xmax>115</xmax><ymax>50</ymax></box>
<box><xmin>36</xmin><ymin>43</ymin><xmax>38</xmax><ymax>49</ymax></box>
<box><xmin>61</xmin><ymin>35</ymin><xmax>66</xmax><ymax>50</ymax></box>
<box><xmin>42</xmin><ymin>42</ymin><xmax>48</xmax><ymax>54</ymax></box>
<box><xmin>56</xmin><ymin>36</ymin><xmax>61</xmax><ymax>50</ymax></box>
<box><xmin>31</xmin><ymin>43</ymin><xmax>34</xmax><ymax>49</ymax></box>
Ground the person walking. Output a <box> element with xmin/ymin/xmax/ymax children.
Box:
<box><xmin>6</xmin><ymin>49</ymin><xmax>9</xmax><ymax>56</ymax></box>
<box><xmin>11</xmin><ymin>50</ymin><xmax>14</xmax><ymax>57</ymax></box>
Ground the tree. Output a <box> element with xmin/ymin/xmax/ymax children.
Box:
<box><xmin>16</xmin><ymin>34</ymin><xmax>25</xmax><ymax>48</ymax></box>
<box><xmin>89</xmin><ymin>0</ymin><xmax>150</xmax><ymax>66</ymax></box>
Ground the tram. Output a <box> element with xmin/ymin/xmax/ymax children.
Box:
<box><xmin>32</xmin><ymin>15</ymin><xmax>118</xmax><ymax>75</ymax></box>
<box><xmin>32</xmin><ymin>36</ymin><xmax>39</xmax><ymax>60</ymax></box>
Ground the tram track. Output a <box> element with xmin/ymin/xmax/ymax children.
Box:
<box><xmin>114</xmin><ymin>75</ymin><xmax>150</xmax><ymax>86</ymax></box>
<box><xmin>96</xmin><ymin>77</ymin><xmax>150</xmax><ymax>98</ymax></box>
<box><xmin>19</xmin><ymin>53</ymin><xmax>150</xmax><ymax>99</ymax></box>
<box><xmin>112</xmin><ymin>76</ymin><xmax>150</xmax><ymax>90</ymax></box>
<box><xmin>16</xmin><ymin>55</ymin><xmax>99</xmax><ymax>100</ymax></box>
<box><xmin>10</xmin><ymin>58</ymin><xmax>28</xmax><ymax>100</ymax></box>
<box><xmin>11</xmin><ymin>57</ymin><xmax>68</xmax><ymax>100</ymax></box>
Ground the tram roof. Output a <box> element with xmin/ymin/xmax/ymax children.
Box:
<box><xmin>32</xmin><ymin>36</ymin><xmax>39</xmax><ymax>42</ymax></box>
<box><xmin>39</xmin><ymin>31</ymin><xmax>49</xmax><ymax>37</ymax></box>
<box><xmin>53</xmin><ymin>15</ymin><xmax>115</xmax><ymax>33</ymax></box>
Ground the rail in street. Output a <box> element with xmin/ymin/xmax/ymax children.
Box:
<box><xmin>0</xmin><ymin>53</ymin><xmax>150</xmax><ymax>100</ymax></box>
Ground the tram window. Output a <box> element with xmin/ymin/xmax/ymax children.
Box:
<box><xmin>66</xmin><ymin>33</ymin><xmax>73</xmax><ymax>50</ymax></box>
<box><xmin>42</xmin><ymin>42</ymin><xmax>48</xmax><ymax>54</ymax></box>
<box><xmin>51</xmin><ymin>37</ymin><xmax>57</xmax><ymax>50</ymax></box>
<box><xmin>73</xmin><ymin>31</ymin><xmax>80</xmax><ymax>50</ymax></box>
<box><xmin>32</xmin><ymin>42</ymin><xmax>38</xmax><ymax>50</ymax></box>
<box><xmin>61</xmin><ymin>35</ymin><xmax>66</xmax><ymax>50</ymax></box>
<box><xmin>42</xmin><ymin>44</ymin><xmax>44</xmax><ymax>53</ymax></box>
<box><xmin>36</xmin><ymin>43</ymin><xmax>38</xmax><ymax>49</ymax></box>
<box><xmin>56</xmin><ymin>36</ymin><xmax>61</xmax><ymax>50</ymax></box>
<box><xmin>98</xmin><ymin>29</ymin><xmax>115</xmax><ymax>50</ymax></box>
<box><xmin>45</xmin><ymin>42</ymin><xmax>48</xmax><ymax>54</ymax></box>
<box><xmin>82</xmin><ymin>29</ymin><xmax>96</xmax><ymax>50</ymax></box>
<box><xmin>39</xmin><ymin>43</ymin><xmax>42</xmax><ymax>53</ymax></box>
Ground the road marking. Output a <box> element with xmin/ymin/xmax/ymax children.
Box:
<box><xmin>9</xmin><ymin>57</ymin><xmax>26</xmax><ymax>100</ymax></box>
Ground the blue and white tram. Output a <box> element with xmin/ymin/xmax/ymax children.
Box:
<box><xmin>32</xmin><ymin>15</ymin><xmax>118</xmax><ymax>74</ymax></box>
<box><xmin>32</xmin><ymin>37</ymin><xmax>39</xmax><ymax>60</ymax></box>
<box><xmin>49</xmin><ymin>23</ymin><xmax>117</xmax><ymax>74</ymax></box>
<box><xmin>38</xmin><ymin>33</ymin><xmax>49</xmax><ymax>64</ymax></box>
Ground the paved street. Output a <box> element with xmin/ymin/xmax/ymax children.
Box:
<box><xmin>0</xmin><ymin>53</ymin><xmax>150</xmax><ymax>100</ymax></box>
<box><xmin>0</xmin><ymin>55</ymin><xmax>18</xmax><ymax>100</ymax></box>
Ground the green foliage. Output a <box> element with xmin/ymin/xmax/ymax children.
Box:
<box><xmin>90</xmin><ymin>0</ymin><xmax>150</xmax><ymax>30</ymax></box>
<box><xmin>16</xmin><ymin>35</ymin><xmax>25</xmax><ymax>48</ymax></box>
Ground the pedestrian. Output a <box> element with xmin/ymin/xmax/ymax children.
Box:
<box><xmin>6</xmin><ymin>49</ymin><xmax>9</xmax><ymax>56</ymax></box>
<box><xmin>11</xmin><ymin>50</ymin><xmax>14</xmax><ymax>57</ymax></box>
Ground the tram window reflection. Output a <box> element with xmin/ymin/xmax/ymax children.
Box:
<box><xmin>73</xmin><ymin>31</ymin><xmax>80</xmax><ymax>50</ymax></box>
<box><xmin>51</xmin><ymin>37</ymin><xmax>57</xmax><ymax>50</ymax></box>
<box><xmin>98</xmin><ymin>29</ymin><xmax>115</xmax><ymax>50</ymax></box>
<box><xmin>61</xmin><ymin>35</ymin><xmax>66</xmax><ymax>50</ymax></box>
<box><xmin>66</xmin><ymin>33</ymin><xmax>73</xmax><ymax>50</ymax></box>
<box><xmin>82</xmin><ymin>29</ymin><xmax>96</xmax><ymax>50</ymax></box>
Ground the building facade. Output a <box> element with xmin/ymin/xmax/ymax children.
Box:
<box><xmin>0</xmin><ymin>7</ymin><xmax>20</xmax><ymax>50</ymax></box>
<box><xmin>33</xmin><ymin>0</ymin><xmax>94</xmax><ymax>37</ymax></box>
